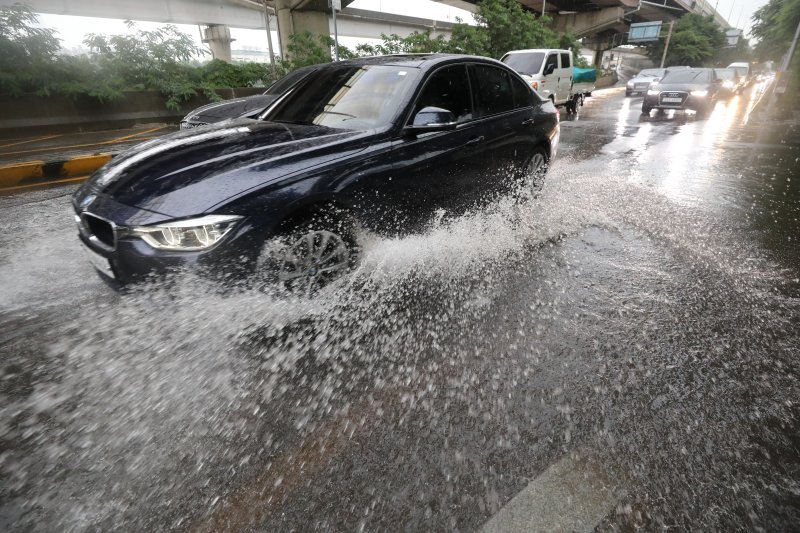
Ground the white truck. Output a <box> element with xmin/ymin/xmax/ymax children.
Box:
<box><xmin>501</xmin><ymin>48</ymin><xmax>596</xmax><ymax>114</ymax></box>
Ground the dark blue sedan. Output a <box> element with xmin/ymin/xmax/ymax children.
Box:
<box><xmin>73</xmin><ymin>54</ymin><xmax>560</xmax><ymax>290</ymax></box>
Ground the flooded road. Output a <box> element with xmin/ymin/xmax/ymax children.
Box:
<box><xmin>1</xmin><ymin>85</ymin><xmax>799</xmax><ymax>531</ymax></box>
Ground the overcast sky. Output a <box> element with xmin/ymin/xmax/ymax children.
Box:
<box><xmin>36</xmin><ymin>0</ymin><xmax>769</xmax><ymax>55</ymax></box>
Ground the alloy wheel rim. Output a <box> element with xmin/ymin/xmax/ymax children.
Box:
<box><xmin>278</xmin><ymin>230</ymin><xmax>350</xmax><ymax>295</ymax></box>
<box><xmin>528</xmin><ymin>153</ymin><xmax>546</xmax><ymax>191</ymax></box>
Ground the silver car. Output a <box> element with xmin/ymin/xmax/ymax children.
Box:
<box><xmin>626</xmin><ymin>68</ymin><xmax>666</xmax><ymax>96</ymax></box>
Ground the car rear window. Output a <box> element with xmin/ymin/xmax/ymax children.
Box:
<box><xmin>502</xmin><ymin>52</ymin><xmax>545</xmax><ymax>75</ymax></box>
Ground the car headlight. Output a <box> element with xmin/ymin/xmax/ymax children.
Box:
<box><xmin>530</xmin><ymin>81</ymin><xmax>539</xmax><ymax>90</ymax></box>
<box><xmin>627</xmin><ymin>80</ymin><xmax>634</xmax><ymax>87</ymax></box>
<box><xmin>647</xmin><ymin>89</ymin><xmax>660</xmax><ymax>96</ymax></box>
<box><xmin>691</xmin><ymin>90</ymin><xmax>708</xmax><ymax>97</ymax></box>
<box><xmin>131</xmin><ymin>215</ymin><xmax>243</xmax><ymax>251</ymax></box>
<box><xmin>722</xmin><ymin>80</ymin><xmax>734</xmax><ymax>89</ymax></box>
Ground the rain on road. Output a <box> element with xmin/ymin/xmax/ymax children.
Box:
<box><xmin>1</xmin><ymin>84</ymin><xmax>799</xmax><ymax>531</ymax></box>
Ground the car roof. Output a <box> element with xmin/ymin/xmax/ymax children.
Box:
<box><xmin>307</xmin><ymin>53</ymin><xmax>509</xmax><ymax>71</ymax></box>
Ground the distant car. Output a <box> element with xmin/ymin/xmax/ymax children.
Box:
<box><xmin>626</xmin><ymin>68</ymin><xmax>666</xmax><ymax>96</ymax></box>
<box><xmin>727</xmin><ymin>62</ymin><xmax>752</xmax><ymax>87</ymax></box>
<box><xmin>73</xmin><ymin>55</ymin><xmax>561</xmax><ymax>287</ymax></box>
<box><xmin>179</xmin><ymin>66</ymin><xmax>317</xmax><ymax>130</ymax></box>
<box><xmin>642</xmin><ymin>68</ymin><xmax>721</xmax><ymax>116</ymax></box>
<box><xmin>714</xmin><ymin>68</ymin><xmax>744</xmax><ymax>96</ymax></box>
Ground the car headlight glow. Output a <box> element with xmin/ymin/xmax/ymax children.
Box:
<box><xmin>131</xmin><ymin>214</ymin><xmax>243</xmax><ymax>251</ymax></box>
<box><xmin>722</xmin><ymin>80</ymin><xmax>734</xmax><ymax>89</ymax></box>
<box><xmin>626</xmin><ymin>80</ymin><xmax>634</xmax><ymax>87</ymax></box>
<box><xmin>691</xmin><ymin>90</ymin><xmax>709</xmax><ymax>97</ymax></box>
<box><xmin>647</xmin><ymin>89</ymin><xmax>660</xmax><ymax>96</ymax></box>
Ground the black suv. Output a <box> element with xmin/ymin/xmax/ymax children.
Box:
<box><xmin>73</xmin><ymin>55</ymin><xmax>560</xmax><ymax>289</ymax></box>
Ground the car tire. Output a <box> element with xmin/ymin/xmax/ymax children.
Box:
<box><xmin>260</xmin><ymin>208</ymin><xmax>360</xmax><ymax>295</ymax></box>
<box><xmin>523</xmin><ymin>147</ymin><xmax>549</xmax><ymax>196</ymax></box>
<box><xmin>625</xmin><ymin>89</ymin><xmax>632</xmax><ymax>97</ymax></box>
<box><xmin>641</xmin><ymin>103</ymin><xmax>652</xmax><ymax>114</ymax></box>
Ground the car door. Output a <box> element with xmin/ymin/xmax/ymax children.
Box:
<box><xmin>559</xmin><ymin>52</ymin><xmax>573</xmax><ymax>102</ymax></box>
<box><xmin>467</xmin><ymin>63</ymin><xmax>536</xmax><ymax>204</ymax></box>
<box><xmin>542</xmin><ymin>52</ymin><xmax>559</xmax><ymax>102</ymax></box>
<box><xmin>356</xmin><ymin>63</ymin><xmax>493</xmax><ymax>232</ymax></box>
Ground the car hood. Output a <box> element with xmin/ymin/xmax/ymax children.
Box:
<box><xmin>184</xmin><ymin>94</ymin><xmax>277</xmax><ymax>122</ymax></box>
<box><xmin>652</xmin><ymin>82</ymin><xmax>710</xmax><ymax>92</ymax></box>
<box><xmin>77</xmin><ymin>118</ymin><xmax>370</xmax><ymax>219</ymax></box>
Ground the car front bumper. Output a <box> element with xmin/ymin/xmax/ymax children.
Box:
<box><xmin>643</xmin><ymin>92</ymin><xmax>712</xmax><ymax>111</ymax></box>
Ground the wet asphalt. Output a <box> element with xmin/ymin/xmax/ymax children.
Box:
<box><xmin>1</xmin><ymin>84</ymin><xmax>799</xmax><ymax>531</ymax></box>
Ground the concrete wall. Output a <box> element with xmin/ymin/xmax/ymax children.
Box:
<box><xmin>0</xmin><ymin>88</ymin><xmax>263</xmax><ymax>138</ymax></box>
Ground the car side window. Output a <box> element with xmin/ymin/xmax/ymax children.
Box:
<box><xmin>409</xmin><ymin>65</ymin><xmax>473</xmax><ymax>124</ymax></box>
<box><xmin>511</xmin><ymin>75</ymin><xmax>534</xmax><ymax>109</ymax></box>
<box><xmin>469</xmin><ymin>64</ymin><xmax>515</xmax><ymax>118</ymax></box>
<box><xmin>544</xmin><ymin>54</ymin><xmax>558</xmax><ymax>73</ymax></box>
<box><xmin>560</xmin><ymin>53</ymin><xmax>571</xmax><ymax>69</ymax></box>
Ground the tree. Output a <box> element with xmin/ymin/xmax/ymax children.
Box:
<box><xmin>447</xmin><ymin>0</ymin><xmax>561</xmax><ymax>59</ymax></box>
<box><xmin>751</xmin><ymin>0</ymin><xmax>800</xmax><ymax>64</ymax></box>
<box><xmin>0</xmin><ymin>3</ymin><xmax>61</xmax><ymax>95</ymax></box>
<box><xmin>647</xmin><ymin>14</ymin><xmax>726</xmax><ymax>67</ymax></box>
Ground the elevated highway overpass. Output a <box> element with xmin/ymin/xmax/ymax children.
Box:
<box><xmin>1</xmin><ymin>0</ymin><xmax>456</xmax><ymax>60</ymax></box>
<box><xmin>435</xmin><ymin>0</ymin><xmax>730</xmax><ymax>58</ymax></box>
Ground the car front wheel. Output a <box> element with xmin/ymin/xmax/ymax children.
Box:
<box><xmin>260</xmin><ymin>210</ymin><xmax>359</xmax><ymax>295</ymax></box>
<box><xmin>641</xmin><ymin>103</ymin><xmax>652</xmax><ymax>114</ymax></box>
<box><xmin>524</xmin><ymin>148</ymin><xmax>549</xmax><ymax>195</ymax></box>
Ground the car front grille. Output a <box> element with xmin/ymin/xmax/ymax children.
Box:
<box><xmin>658</xmin><ymin>91</ymin><xmax>688</xmax><ymax>106</ymax></box>
<box><xmin>82</xmin><ymin>213</ymin><xmax>116</xmax><ymax>250</ymax></box>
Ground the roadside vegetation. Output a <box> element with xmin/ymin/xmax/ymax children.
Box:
<box><xmin>0</xmin><ymin>0</ymin><xmax>586</xmax><ymax>109</ymax></box>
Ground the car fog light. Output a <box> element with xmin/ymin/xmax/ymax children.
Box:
<box><xmin>131</xmin><ymin>215</ymin><xmax>243</xmax><ymax>251</ymax></box>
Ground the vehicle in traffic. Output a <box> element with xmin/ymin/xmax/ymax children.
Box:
<box><xmin>179</xmin><ymin>66</ymin><xmax>317</xmax><ymax>130</ymax></box>
<box><xmin>727</xmin><ymin>62</ymin><xmax>752</xmax><ymax>87</ymax></box>
<box><xmin>501</xmin><ymin>49</ymin><xmax>593</xmax><ymax>114</ymax></box>
<box><xmin>713</xmin><ymin>68</ymin><xmax>744</xmax><ymax>96</ymax></box>
<box><xmin>641</xmin><ymin>68</ymin><xmax>721</xmax><ymax>116</ymax></box>
<box><xmin>73</xmin><ymin>55</ymin><xmax>561</xmax><ymax>289</ymax></box>
<box><xmin>625</xmin><ymin>68</ymin><xmax>666</xmax><ymax>96</ymax></box>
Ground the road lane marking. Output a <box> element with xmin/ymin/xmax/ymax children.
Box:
<box><xmin>0</xmin><ymin>134</ymin><xmax>62</xmax><ymax>149</ymax></box>
<box><xmin>0</xmin><ymin>126</ymin><xmax>170</xmax><ymax>157</ymax></box>
<box><xmin>107</xmin><ymin>125</ymin><xmax>168</xmax><ymax>142</ymax></box>
<box><xmin>481</xmin><ymin>454</ymin><xmax>622</xmax><ymax>533</ymax></box>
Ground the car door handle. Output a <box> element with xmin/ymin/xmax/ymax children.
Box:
<box><xmin>522</xmin><ymin>118</ymin><xmax>535</xmax><ymax>126</ymax></box>
<box><xmin>465</xmin><ymin>136</ymin><xmax>485</xmax><ymax>146</ymax></box>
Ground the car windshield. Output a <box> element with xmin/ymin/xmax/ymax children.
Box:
<box><xmin>502</xmin><ymin>52</ymin><xmax>546</xmax><ymax>75</ymax></box>
<box><xmin>661</xmin><ymin>69</ymin><xmax>712</xmax><ymax>83</ymax></box>
<box><xmin>263</xmin><ymin>68</ymin><xmax>312</xmax><ymax>95</ymax></box>
<box><xmin>731</xmin><ymin>66</ymin><xmax>748</xmax><ymax>77</ymax></box>
<box><xmin>262</xmin><ymin>65</ymin><xmax>415</xmax><ymax>130</ymax></box>
<box><xmin>637</xmin><ymin>69</ymin><xmax>665</xmax><ymax>78</ymax></box>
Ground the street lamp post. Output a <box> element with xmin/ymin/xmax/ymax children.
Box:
<box><xmin>330</xmin><ymin>0</ymin><xmax>341</xmax><ymax>61</ymax></box>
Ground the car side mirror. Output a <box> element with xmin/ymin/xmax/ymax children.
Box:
<box><xmin>405</xmin><ymin>107</ymin><xmax>458</xmax><ymax>134</ymax></box>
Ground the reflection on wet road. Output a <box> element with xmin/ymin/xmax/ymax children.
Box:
<box><xmin>1</xmin><ymin>85</ymin><xmax>799</xmax><ymax>531</ymax></box>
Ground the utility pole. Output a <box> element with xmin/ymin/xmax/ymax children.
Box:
<box><xmin>330</xmin><ymin>0</ymin><xmax>340</xmax><ymax>61</ymax></box>
<box><xmin>542</xmin><ymin>0</ymin><xmax>546</xmax><ymax>16</ymax></box>
<box><xmin>263</xmin><ymin>1</ymin><xmax>276</xmax><ymax>80</ymax></box>
<box><xmin>660</xmin><ymin>20</ymin><xmax>674</xmax><ymax>68</ymax></box>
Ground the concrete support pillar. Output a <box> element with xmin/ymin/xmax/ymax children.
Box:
<box><xmin>275</xmin><ymin>0</ymin><xmax>332</xmax><ymax>60</ymax></box>
<box><xmin>203</xmin><ymin>24</ymin><xmax>235</xmax><ymax>63</ymax></box>
<box><xmin>593</xmin><ymin>49</ymin><xmax>604</xmax><ymax>68</ymax></box>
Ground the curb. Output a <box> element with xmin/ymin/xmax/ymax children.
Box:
<box><xmin>0</xmin><ymin>153</ymin><xmax>112</xmax><ymax>190</ymax></box>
